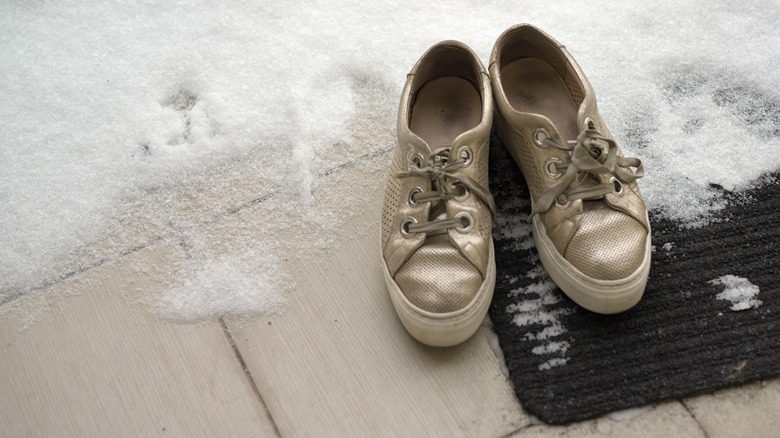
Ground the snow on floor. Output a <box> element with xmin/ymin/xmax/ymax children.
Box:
<box><xmin>2</xmin><ymin>1</ymin><xmax>779</xmax><ymax>320</ymax></box>
<box><xmin>156</xmin><ymin>252</ymin><xmax>291</xmax><ymax>322</ymax></box>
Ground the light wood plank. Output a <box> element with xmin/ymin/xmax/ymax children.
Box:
<box><xmin>0</xmin><ymin>238</ymin><xmax>278</xmax><ymax>437</ymax></box>
<box><xmin>180</xmin><ymin>157</ymin><xmax>528</xmax><ymax>437</ymax></box>
<box><xmin>509</xmin><ymin>401</ymin><xmax>705</xmax><ymax>437</ymax></box>
<box><xmin>683</xmin><ymin>378</ymin><xmax>780</xmax><ymax>438</ymax></box>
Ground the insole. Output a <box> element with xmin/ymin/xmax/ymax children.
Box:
<box><xmin>501</xmin><ymin>58</ymin><xmax>579</xmax><ymax>142</ymax></box>
<box><xmin>410</xmin><ymin>77</ymin><xmax>481</xmax><ymax>150</ymax></box>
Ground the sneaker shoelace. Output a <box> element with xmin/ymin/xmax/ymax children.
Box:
<box><xmin>394</xmin><ymin>145</ymin><xmax>497</xmax><ymax>234</ymax></box>
<box><xmin>529</xmin><ymin>127</ymin><xmax>644</xmax><ymax>222</ymax></box>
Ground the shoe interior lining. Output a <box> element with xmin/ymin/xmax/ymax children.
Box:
<box><xmin>500</xmin><ymin>58</ymin><xmax>579</xmax><ymax>142</ymax></box>
<box><xmin>409</xmin><ymin>76</ymin><xmax>482</xmax><ymax>151</ymax></box>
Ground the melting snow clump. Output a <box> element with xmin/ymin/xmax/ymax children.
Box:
<box><xmin>157</xmin><ymin>253</ymin><xmax>291</xmax><ymax>322</ymax></box>
<box><xmin>710</xmin><ymin>275</ymin><xmax>762</xmax><ymax>311</ymax></box>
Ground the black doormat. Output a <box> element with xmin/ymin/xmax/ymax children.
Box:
<box><xmin>487</xmin><ymin>134</ymin><xmax>780</xmax><ymax>424</ymax></box>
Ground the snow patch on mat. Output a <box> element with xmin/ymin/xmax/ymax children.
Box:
<box><xmin>506</xmin><ymin>264</ymin><xmax>575</xmax><ymax>371</ymax></box>
<box><xmin>710</xmin><ymin>275</ymin><xmax>762</xmax><ymax>311</ymax></box>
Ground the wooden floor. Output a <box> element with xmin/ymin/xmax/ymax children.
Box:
<box><xmin>2</xmin><ymin>142</ymin><xmax>779</xmax><ymax>437</ymax></box>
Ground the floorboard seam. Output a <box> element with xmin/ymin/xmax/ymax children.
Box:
<box><xmin>219</xmin><ymin>317</ymin><xmax>283</xmax><ymax>438</ymax></box>
<box><xmin>0</xmin><ymin>234</ymin><xmax>170</xmax><ymax>307</ymax></box>
<box><xmin>680</xmin><ymin>399</ymin><xmax>712</xmax><ymax>438</ymax></box>
<box><xmin>167</xmin><ymin>206</ymin><xmax>283</xmax><ymax>436</ymax></box>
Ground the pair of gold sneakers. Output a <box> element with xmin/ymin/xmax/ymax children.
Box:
<box><xmin>380</xmin><ymin>24</ymin><xmax>651</xmax><ymax>347</ymax></box>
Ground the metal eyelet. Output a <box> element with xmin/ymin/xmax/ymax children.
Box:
<box><xmin>454</xmin><ymin>212</ymin><xmax>474</xmax><ymax>233</ymax></box>
<box><xmin>453</xmin><ymin>182</ymin><xmax>469</xmax><ymax>201</ymax></box>
<box><xmin>409</xmin><ymin>152</ymin><xmax>424</xmax><ymax>169</ymax></box>
<box><xmin>457</xmin><ymin>145</ymin><xmax>473</xmax><ymax>166</ymax></box>
<box><xmin>533</xmin><ymin>128</ymin><xmax>549</xmax><ymax>148</ymax></box>
<box><xmin>408</xmin><ymin>187</ymin><xmax>423</xmax><ymax>206</ymax></box>
<box><xmin>400</xmin><ymin>217</ymin><xmax>418</xmax><ymax>238</ymax></box>
<box><xmin>545</xmin><ymin>157</ymin><xmax>563</xmax><ymax>179</ymax></box>
<box><xmin>584</xmin><ymin>117</ymin><xmax>598</xmax><ymax>131</ymax></box>
<box><xmin>555</xmin><ymin>194</ymin><xmax>570</xmax><ymax>208</ymax></box>
<box><xmin>609</xmin><ymin>177</ymin><xmax>624</xmax><ymax>196</ymax></box>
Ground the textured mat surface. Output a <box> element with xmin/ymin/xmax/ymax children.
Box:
<box><xmin>488</xmin><ymin>135</ymin><xmax>780</xmax><ymax>424</ymax></box>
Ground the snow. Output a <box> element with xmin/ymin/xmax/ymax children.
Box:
<box><xmin>512</xmin><ymin>285</ymin><xmax>574</xmax><ymax>371</ymax></box>
<box><xmin>538</xmin><ymin>358</ymin><xmax>568</xmax><ymax>371</ymax></box>
<box><xmin>710</xmin><ymin>275</ymin><xmax>762</xmax><ymax>311</ymax></box>
<box><xmin>532</xmin><ymin>341</ymin><xmax>571</xmax><ymax>356</ymax></box>
<box><xmin>496</xmin><ymin>184</ymin><xmax>573</xmax><ymax>370</ymax></box>
<box><xmin>154</xmin><ymin>253</ymin><xmax>290</xmax><ymax>322</ymax></box>
<box><xmin>504</xmin><ymin>256</ymin><xmax>574</xmax><ymax>369</ymax></box>
<box><xmin>2</xmin><ymin>1</ymin><xmax>779</xmax><ymax>320</ymax></box>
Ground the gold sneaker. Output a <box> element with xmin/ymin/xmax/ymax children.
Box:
<box><xmin>381</xmin><ymin>40</ymin><xmax>496</xmax><ymax>346</ymax></box>
<box><xmin>489</xmin><ymin>24</ymin><xmax>651</xmax><ymax>314</ymax></box>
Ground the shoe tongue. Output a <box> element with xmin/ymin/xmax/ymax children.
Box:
<box><xmin>573</xmin><ymin>169</ymin><xmax>605</xmax><ymax>199</ymax></box>
<box><xmin>426</xmin><ymin>206</ymin><xmax>448</xmax><ymax>236</ymax></box>
<box><xmin>425</xmin><ymin>232</ymin><xmax>451</xmax><ymax>245</ymax></box>
<box><xmin>579</xmin><ymin>166</ymin><xmax>602</xmax><ymax>185</ymax></box>
<box><xmin>568</xmin><ymin>147</ymin><xmax>605</xmax><ymax>200</ymax></box>
<box><xmin>431</xmin><ymin>146</ymin><xmax>451</xmax><ymax>168</ymax></box>
<box><xmin>581</xmin><ymin>197</ymin><xmax>609</xmax><ymax>213</ymax></box>
<box><xmin>425</xmin><ymin>149</ymin><xmax>453</xmax><ymax>236</ymax></box>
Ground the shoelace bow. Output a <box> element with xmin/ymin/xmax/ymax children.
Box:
<box><xmin>529</xmin><ymin>127</ymin><xmax>644</xmax><ymax>222</ymax></box>
<box><xmin>394</xmin><ymin>146</ymin><xmax>497</xmax><ymax>234</ymax></box>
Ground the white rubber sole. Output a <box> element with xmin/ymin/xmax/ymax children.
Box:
<box><xmin>532</xmin><ymin>215</ymin><xmax>651</xmax><ymax>314</ymax></box>
<box><xmin>382</xmin><ymin>239</ymin><xmax>496</xmax><ymax>347</ymax></box>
